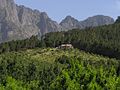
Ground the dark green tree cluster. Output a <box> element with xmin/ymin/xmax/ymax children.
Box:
<box><xmin>0</xmin><ymin>36</ymin><xmax>41</xmax><ymax>53</ymax></box>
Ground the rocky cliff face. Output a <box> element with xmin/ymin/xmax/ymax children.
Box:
<box><xmin>0</xmin><ymin>0</ymin><xmax>19</xmax><ymax>23</ymax></box>
<box><xmin>38</xmin><ymin>12</ymin><xmax>62</xmax><ymax>35</ymax></box>
<box><xmin>60</xmin><ymin>15</ymin><xmax>114</xmax><ymax>30</ymax></box>
<box><xmin>16</xmin><ymin>5</ymin><xmax>41</xmax><ymax>38</ymax></box>
<box><xmin>0</xmin><ymin>0</ymin><xmax>115</xmax><ymax>43</ymax></box>
<box><xmin>17</xmin><ymin>5</ymin><xmax>63</xmax><ymax>37</ymax></box>
<box><xmin>0</xmin><ymin>0</ymin><xmax>62</xmax><ymax>42</ymax></box>
<box><xmin>0</xmin><ymin>0</ymin><xmax>23</xmax><ymax>42</ymax></box>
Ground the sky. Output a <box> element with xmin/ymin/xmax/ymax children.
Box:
<box><xmin>15</xmin><ymin>0</ymin><xmax>120</xmax><ymax>22</ymax></box>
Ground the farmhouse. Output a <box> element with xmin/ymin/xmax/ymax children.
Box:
<box><xmin>57</xmin><ymin>44</ymin><xmax>73</xmax><ymax>49</ymax></box>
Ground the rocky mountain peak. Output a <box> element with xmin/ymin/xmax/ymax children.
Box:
<box><xmin>60</xmin><ymin>16</ymin><xmax>80</xmax><ymax>30</ymax></box>
<box><xmin>40</xmin><ymin>12</ymin><xmax>49</xmax><ymax>19</ymax></box>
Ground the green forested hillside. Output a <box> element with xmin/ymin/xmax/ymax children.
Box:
<box><xmin>0</xmin><ymin>48</ymin><xmax>120</xmax><ymax>90</ymax></box>
<box><xmin>43</xmin><ymin>23</ymin><xmax>120</xmax><ymax>59</ymax></box>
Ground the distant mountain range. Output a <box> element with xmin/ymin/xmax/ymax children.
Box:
<box><xmin>60</xmin><ymin>15</ymin><xmax>114</xmax><ymax>30</ymax></box>
<box><xmin>0</xmin><ymin>0</ymin><xmax>114</xmax><ymax>42</ymax></box>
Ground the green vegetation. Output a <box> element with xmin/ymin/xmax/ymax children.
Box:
<box><xmin>0</xmin><ymin>48</ymin><xmax>120</xmax><ymax>90</ymax></box>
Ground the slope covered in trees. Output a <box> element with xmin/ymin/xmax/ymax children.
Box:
<box><xmin>43</xmin><ymin>22</ymin><xmax>120</xmax><ymax>59</ymax></box>
<box><xmin>0</xmin><ymin>48</ymin><xmax>120</xmax><ymax>90</ymax></box>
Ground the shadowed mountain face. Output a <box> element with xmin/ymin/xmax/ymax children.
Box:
<box><xmin>0</xmin><ymin>0</ymin><xmax>114</xmax><ymax>42</ymax></box>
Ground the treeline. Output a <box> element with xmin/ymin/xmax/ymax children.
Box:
<box><xmin>0</xmin><ymin>36</ymin><xmax>41</xmax><ymax>53</ymax></box>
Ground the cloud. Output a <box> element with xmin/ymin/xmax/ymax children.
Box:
<box><xmin>116</xmin><ymin>0</ymin><xmax>120</xmax><ymax>10</ymax></box>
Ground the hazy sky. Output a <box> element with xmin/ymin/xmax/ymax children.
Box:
<box><xmin>15</xmin><ymin>0</ymin><xmax>120</xmax><ymax>22</ymax></box>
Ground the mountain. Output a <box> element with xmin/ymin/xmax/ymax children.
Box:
<box><xmin>0</xmin><ymin>0</ymin><xmax>114</xmax><ymax>43</ymax></box>
<box><xmin>79</xmin><ymin>15</ymin><xmax>115</xmax><ymax>28</ymax></box>
<box><xmin>60</xmin><ymin>15</ymin><xmax>114</xmax><ymax>30</ymax></box>
<box><xmin>17</xmin><ymin>5</ymin><xmax>62</xmax><ymax>35</ymax></box>
<box><xmin>60</xmin><ymin>16</ymin><xmax>80</xmax><ymax>30</ymax></box>
<box><xmin>0</xmin><ymin>0</ymin><xmax>62</xmax><ymax>42</ymax></box>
